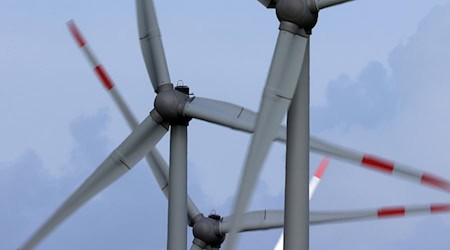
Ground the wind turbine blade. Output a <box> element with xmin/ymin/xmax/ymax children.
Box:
<box><xmin>67</xmin><ymin>21</ymin><xmax>115</xmax><ymax>91</ymax></box>
<box><xmin>275</xmin><ymin>157</ymin><xmax>330</xmax><ymax>250</ymax></box>
<box><xmin>146</xmin><ymin>148</ymin><xmax>201</xmax><ymax>223</ymax></box>
<box><xmin>19</xmin><ymin>112</ymin><xmax>168</xmax><ymax>250</ymax></box>
<box><xmin>136</xmin><ymin>0</ymin><xmax>171</xmax><ymax>91</ymax></box>
<box><xmin>313</xmin><ymin>0</ymin><xmax>354</xmax><ymax>10</ymax></box>
<box><xmin>225</xmin><ymin>30</ymin><xmax>309</xmax><ymax>249</ymax></box>
<box><xmin>184</xmin><ymin>97</ymin><xmax>286</xmax><ymax>141</ymax></box>
<box><xmin>185</xmin><ymin>97</ymin><xmax>450</xmax><ymax>194</ymax></box>
<box><xmin>310</xmin><ymin>136</ymin><xmax>450</xmax><ymax>193</ymax></box>
<box><xmin>310</xmin><ymin>203</ymin><xmax>450</xmax><ymax>225</ymax></box>
<box><xmin>67</xmin><ymin>20</ymin><xmax>201</xmax><ymax>222</ymax></box>
<box><xmin>220</xmin><ymin>210</ymin><xmax>284</xmax><ymax>234</ymax></box>
<box><xmin>309</xmin><ymin>157</ymin><xmax>330</xmax><ymax>199</ymax></box>
<box><xmin>273</xmin><ymin>232</ymin><xmax>284</xmax><ymax>250</ymax></box>
<box><xmin>219</xmin><ymin>203</ymin><xmax>450</xmax><ymax>233</ymax></box>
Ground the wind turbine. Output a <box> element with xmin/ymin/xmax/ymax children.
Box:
<box><xmin>18</xmin><ymin>0</ymin><xmax>450</xmax><ymax>250</ymax></box>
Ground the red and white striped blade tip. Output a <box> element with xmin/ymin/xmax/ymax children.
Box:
<box><xmin>361</xmin><ymin>155</ymin><xmax>450</xmax><ymax>193</ymax></box>
<box><xmin>377</xmin><ymin>203</ymin><xmax>450</xmax><ymax>218</ymax></box>
<box><xmin>67</xmin><ymin>20</ymin><xmax>115</xmax><ymax>90</ymax></box>
<box><xmin>314</xmin><ymin>157</ymin><xmax>330</xmax><ymax>179</ymax></box>
<box><xmin>67</xmin><ymin>20</ymin><xmax>86</xmax><ymax>47</ymax></box>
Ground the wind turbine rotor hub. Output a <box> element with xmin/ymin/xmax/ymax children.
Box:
<box><xmin>192</xmin><ymin>214</ymin><xmax>226</xmax><ymax>248</ymax></box>
<box><xmin>154</xmin><ymin>83</ymin><xmax>192</xmax><ymax>125</ymax></box>
<box><xmin>275</xmin><ymin>0</ymin><xmax>319</xmax><ymax>33</ymax></box>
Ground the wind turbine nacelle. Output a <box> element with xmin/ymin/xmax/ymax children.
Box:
<box><xmin>258</xmin><ymin>0</ymin><xmax>276</xmax><ymax>8</ymax></box>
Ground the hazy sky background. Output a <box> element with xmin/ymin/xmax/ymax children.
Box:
<box><xmin>3</xmin><ymin>0</ymin><xmax>450</xmax><ymax>249</ymax></box>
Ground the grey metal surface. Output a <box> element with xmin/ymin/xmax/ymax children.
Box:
<box><xmin>284</xmin><ymin>39</ymin><xmax>310</xmax><ymax>250</ymax></box>
<box><xmin>110</xmin><ymin>88</ymin><xmax>201</xmax><ymax>222</ymax></box>
<box><xmin>154</xmin><ymin>83</ymin><xmax>191</xmax><ymax>123</ymax></box>
<box><xmin>284</xmin><ymin>39</ymin><xmax>311</xmax><ymax>249</ymax></box>
<box><xmin>275</xmin><ymin>156</ymin><xmax>327</xmax><ymax>250</ymax></box>
<box><xmin>191</xmin><ymin>214</ymin><xmax>225</xmax><ymax>248</ymax></box>
<box><xmin>225</xmin><ymin>28</ymin><xmax>308</xmax><ymax>250</ymax></box>
<box><xmin>167</xmin><ymin>125</ymin><xmax>188</xmax><ymax>250</ymax></box>
<box><xmin>315</xmin><ymin>0</ymin><xmax>354</xmax><ymax>10</ymax></box>
<box><xmin>136</xmin><ymin>0</ymin><xmax>171</xmax><ymax>91</ymax></box>
<box><xmin>220</xmin><ymin>210</ymin><xmax>284</xmax><ymax>233</ymax></box>
<box><xmin>19</xmin><ymin>112</ymin><xmax>168</xmax><ymax>250</ymax></box>
<box><xmin>310</xmin><ymin>210</ymin><xmax>378</xmax><ymax>225</ymax></box>
<box><xmin>145</xmin><ymin>147</ymin><xmax>201</xmax><ymax>222</ymax></box>
<box><xmin>184</xmin><ymin>97</ymin><xmax>286</xmax><ymax>141</ymax></box>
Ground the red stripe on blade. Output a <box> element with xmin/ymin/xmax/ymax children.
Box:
<box><xmin>430</xmin><ymin>204</ymin><xmax>450</xmax><ymax>213</ymax></box>
<box><xmin>421</xmin><ymin>173</ymin><xmax>450</xmax><ymax>192</ymax></box>
<box><xmin>314</xmin><ymin>157</ymin><xmax>330</xmax><ymax>178</ymax></box>
<box><xmin>67</xmin><ymin>20</ymin><xmax>86</xmax><ymax>47</ymax></box>
<box><xmin>361</xmin><ymin>155</ymin><xmax>394</xmax><ymax>173</ymax></box>
<box><xmin>378</xmin><ymin>207</ymin><xmax>405</xmax><ymax>218</ymax></box>
<box><xmin>94</xmin><ymin>65</ymin><xmax>114</xmax><ymax>90</ymax></box>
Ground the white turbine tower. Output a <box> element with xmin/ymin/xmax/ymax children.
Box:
<box><xmin>18</xmin><ymin>1</ymin><xmax>450</xmax><ymax>250</ymax></box>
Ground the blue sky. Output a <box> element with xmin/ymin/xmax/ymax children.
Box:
<box><xmin>3</xmin><ymin>0</ymin><xmax>450</xmax><ymax>249</ymax></box>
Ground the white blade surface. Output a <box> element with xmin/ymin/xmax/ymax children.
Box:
<box><xmin>19</xmin><ymin>112</ymin><xmax>168</xmax><ymax>250</ymax></box>
<box><xmin>225</xmin><ymin>31</ymin><xmax>308</xmax><ymax>249</ymax></box>
<box><xmin>136</xmin><ymin>0</ymin><xmax>171</xmax><ymax>91</ymax></box>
